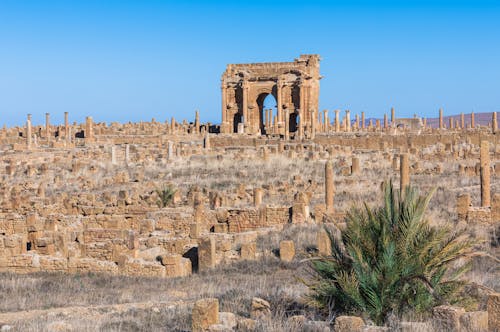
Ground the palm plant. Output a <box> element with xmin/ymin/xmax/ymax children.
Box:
<box><xmin>308</xmin><ymin>181</ymin><xmax>475</xmax><ymax>325</ymax></box>
<box><xmin>156</xmin><ymin>185</ymin><xmax>176</xmax><ymax>208</ymax></box>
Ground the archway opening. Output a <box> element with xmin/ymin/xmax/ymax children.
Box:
<box><xmin>257</xmin><ymin>93</ymin><xmax>277</xmax><ymax>135</ymax></box>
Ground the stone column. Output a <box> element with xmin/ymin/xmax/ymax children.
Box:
<box><xmin>325</xmin><ymin>160</ymin><xmax>334</xmax><ymax>213</ymax></box>
<box><xmin>64</xmin><ymin>112</ymin><xmax>69</xmax><ymax>141</ymax></box>
<box><xmin>254</xmin><ymin>188</ymin><xmax>263</xmax><ymax>207</ymax></box>
<box><xmin>361</xmin><ymin>111</ymin><xmax>365</xmax><ymax>130</ymax></box>
<box><xmin>125</xmin><ymin>144</ymin><xmax>130</xmax><ymax>164</ymax></box>
<box><xmin>376</xmin><ymin>119</ymin><xmax>381</xmax><ymax>131</ymax></box>
<box><xmin>195</xmin><ymin>110</ymin><xmax>200</xmax><ymax>134</ymax></box>
<box><xmin>324</xmin><ymin>110</ymin><xmax>329</xmax><ymax>133</ymax></box>
<box><xmin>277</xmin><ymin>81</ymin><xmax>283</xmax><ymax>126</ymax></box>
<box><xmin>198</xmin><ymin>236</ymin><xmax>216</xmax><ymax>271</ymax></box>
<box><xmin>335</xmin><ymin>110</ymin><xmax>340</xmax><ymax>132</ymax></box>
<box><xmin>167</xmin><ymin>141</ymin><xmax>174</xmax><ymax>160</ymax></box>
<box><xmin>26</xmin><ymin>114</ymin><xmax>32</xmax><ymax>150</ymax></box>
<box><xmin>384</xmin><ymin>113</ymin><xmax>388</xmax><ymax>130</ymax></box>
<box><xmin>439</xmin><ymin>108</ymin><xmax>443</xmax><ymax>129</ymax></box>
<box><xmin>284</xmin><ymin>109</ymin><xmax>290</xmax><ymax>140</ymax></box>
<box><xmin>391</xmin><ymin>107</ymin><xmax>395</xmax><ymax>124</ymax></box>
<box><xmin>242</xmin><ymin>79</ymin><xmax>248</xmax><ymax>130</ymax></box>
<box><xmin>492</xmin><ymin>112</ymin><xmax>497</xmax><ymax>133</ymax></box>
<box><xmin>460</xmin><ymin>113</ymin><xmax>465</xmax><ymax>129</ymax></box>
<box><xmin>423</xmin><ymin>118</ymin><xmax>427</xmax><ymax>128</ymax></box>
<box><xmin>310</xmin><ymin>109</ymin><xmax>316</xmax><ymax>139</ymax></box>
<box><xmin>449</xmin><ymin>117</ymin><xmax>453</xmax><ymax>129</ymax></box>
<box><xmin>480</xmin><ymin>140</ymin><xmax>490</xmax><ymax>207</ymax></box>
<box><xmin>351</xmin><ymin>156</ymin><xmax>360</xmax><ymax>175</ymax></box>
<box><xmin>85</xmin><ymin>116</ymin><xmax>94</xmax><ymax>142</ymax></box>
<box><xmin>345</xmin><ymin>110</ymin><xmax>351</xmax><ymax>132</ymax></box>
<box><xmin>400</xmin><ymin>153</ymin><xmax>410</xmax><ymax>193</ymax></box>
<box><xmin>471</xmin><ymin>112</ymin><xmax>475</xmax><ymax>128</ymax></box>
<box><xmin>354</xmin><ymin>114</ymin><xmax>359</xmax><ymax>131</ymax></box>
<box><xmin>111</xmin><ymin>146</ymin><xmax>117</xmax><ymax>165</ymax></box>
<box><xmin>45</xmin><ymin>113</ymin><xmax>50</xmax><ymax>141</ymax></box>
<box><xmin>221</xmin><ymin>83</ymin><xmax>227</xmax><ymax>133</ymax></box>
<box><xmin>204</xmin><ymin>134</ymin><xmax>210</xmax><ymax>150</ymax></box>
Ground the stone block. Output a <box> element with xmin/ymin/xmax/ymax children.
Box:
<box><xmin>279</xmin><ymin>240</ymin><xmax>295</xmax><ymax>262</ymax></box>
<box><xmin>317</xmin><ymin>229</ymin><xmax>331</xmax><ymax>256</ymax></box>
<box><xmin>432</xmin><ymin>305</ymin><xmax>465</xmax><ymax>332</ymax></box>
<box><xmin>240</xmin><ymin>242</ymin><xmax>256</xmax><ymax>260</ymax></box>
<box><xmin>198</xmin><ymin>236</ymin><xmax>216</xmax><ymax>272</ymax></box>
<box><xmin>192</xmin><ymin>298</ymin><xmax>219</xmax><ymax>332</ymax></box>
<box><xmin>334</xmin><ymin>316</ymin><xmax>364</xmax><ymax>332</ymax></box>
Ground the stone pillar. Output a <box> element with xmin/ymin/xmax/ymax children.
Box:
<box><xmin>317</xmin><ymin>230</ymin><xmax>331</xmax><ymax>256</ymax></box>
<box><xmin>111</xmin><ymin>146</ymin><xmax>116</xmax><ymax>165</ymax></box>
<box><xmin>277</xmin><ymin>82</ymin><xmax>283</xmax><ymax>126</ymax></box>
<box><xmin>279</xmin><ymin>240</ymin><xmax>295</xmax><ymax>262</ymax></box>
<box><xmin>439</xmin><ymin>108</ymin><xmax>443</xmax><ymax>129</ymax></box>
<box><xmin>376</xmin><ymin>119</ymin><xmax>381</xmax><ymax>131</ymax></box>
<box><xmin>423</xmin><ymin>118</ymin><xmax>427</xmax><ymax>128</ymax></box>
<box><xmin>325</xmin><ymin>160</ymin><xmax>334</xmax><ymax>213</ymax></box>
<box><xmin>460</xmin><ymin>113</ymin><xmax>465</xmax><ymax>129</ymax></box>
<box><xmin>492</xmin><ymin>112</ymin><xmax>497</xmax><ymax>133</ymax></box>
<box><xmin>361</xmin><ymin>111</ymin><xmax>365</xmax><ymax>130</ymax></box>
<box><xmin>167</xmin><ymin>141</ymin><xmax>174</xmax><ymax>160</ymax></box>
<box><xmin>448</xmin><ymin>117</ymin><xmax>453</xmax><ymax>129</ymax></box>
<box><xmin>391</xmin><ymin>107</ymin><xmax>395</xmax><ymax>124</ymax></box>
<box><xmin>171</xmin><ymin>117</ymin><xmax>176</xmax><ymax>134</ymax></box>
<box><xmin>284</xmin><ymin>109</ymin><xmax>290</xmax><ymax>140</ymax></box>
<box><xmin>456</xmin><ymin>194</ymin><xmax>471</xmax><ymax>221</ymax></box>
<box><xmin>45</xmin><ymin>113</ymin><xmax>50</xmax><ymax>141</ymax></box>
<box><xmin>384</xmin><ymin>113</ymin><xmax>388</xmax><ymax>129</ymax></box>
<box><xmin>221</xmin><ymin>82</ymin><xmax>228</xmax><ymax>133</ymax></box>
<box><xmin>480</xmin><ymin>140</ymin><xmax>490</xmax><ymax>207</ymax></box>
<box><xmin>26</xmin><ymin>115</ymin><xmax>32</xmax><ymax>150</ymax></box>
<box><xmin>335</xmin><ymin>110</ymin><xmax>340</xmax><ymax>132</ymax></box>
<box><xmin>253</xmin><ymin>188</ymin><xmax>263</xmax><ymax>207</ymax></box>
<box><xmin>242</xmin><ymin>80</ymin><xmax>248</xmax><ymax>130</ymax></box>
<box><xmin>345</xmin><ymin>110</ymin><xmax>351</xmax><ymax>132</ymax></box>
<box><xmin>125</xmin><ymin>144</ymin><xmax>130</xmax><ymax>165</ymax></box>
<box><xmin>198</xmin><ymin>236</ymin><xmax>216</xmax><ymax>271</ymax></box>
<box><xmin>64</xmin><ymin>112</ymin><xmax>69</xmax><ymax>141</ymax></box>
<box><xmin>203</xmin><ymin>134</ymin><xmax>210</xmax><ymax>150</ymax></box>
<box><xmin>400</xmin><ymin>153</ymin><xmax>410</xmax><ymax>193</ymax></box>
<box><xmin>354</xmin><ymin>114</ymin><xmax>359</xmax><ymax>131</ymax></box>
<box><xmin>310</xmin><ymin>109</ymin><xmax>316</xmax><ymax>139</ymax></box>
<box><xmin>351</xmin><ymin>157</ymin><xmax>360</xmax><ymax>175</ymax></box>
<box><xmin>195</xmin><ymin>110</ymin><xmax>200</xmax><ymax>134</ymax></box>
<box><xmin>471</xmin><ymin>112</ymin><xmax>475</xmax><ymax>128</ymax></box>
<box><xmin>85</xmin><ymin>116</ymin><xmax>94</xmax><ymax>142</ymax></box>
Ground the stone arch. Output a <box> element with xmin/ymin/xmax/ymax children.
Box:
<box><xmin>256</xmin><ymin>87</ymin><xmax>278</xmax><ymax>135</ymax></box>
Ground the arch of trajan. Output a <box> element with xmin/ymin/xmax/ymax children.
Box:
<box><xmin>220</xmin><ymin>54</ymin><xmax>321</xmax><ymax>137</ymax></box>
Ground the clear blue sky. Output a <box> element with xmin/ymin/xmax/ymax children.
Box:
<box><xmin>0</xmin><ymin>0</ymin><xmax>499</xmax><ymax>127</ymax></box>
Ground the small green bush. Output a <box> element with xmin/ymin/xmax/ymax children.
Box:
<box><xmin>156</xmin><ymin>185</ymin><xmax>176</xmax><ymax>208</ymax></box>
<box><xmin>308</xmin><ymin>181</ymin><xmax>475</xmax><ymax>325</ymax></box>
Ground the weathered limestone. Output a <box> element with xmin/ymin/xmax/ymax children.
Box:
<box><xmin>192</xmin><ymin>298</ymin><xmax>219</xmax><ymax>332</ymax></box>
<box><xmin>471</xmin><ymin>112</ymin><xmax>475</xmax><ymax>128</ymax></box>
<box><xmin>316</xmin><ymin>229</ymin><xmax>331</xmax><ymax>256</ymax></box>
<box><xmin>26</xmin><ymin>115</ymin><xmax>32</xmax><ymax>150</ymax></box>
<box><xmin>480</xmin><ymin>140</ymin><xmax>490</xmax><ymax>207</ymax></box>
<box><xmin>221</xmin><ymin>55</ymin><xmax>321</xmax><ymax>135</ymax></box>
<box><xmin>351</xmin><ymin>156</ymin><xmax>360</xmax><ymax>175</ymax></box>
<box><xmin>335</xmin><ymin>110</ymin><xmax>340</xmax><ymax>132</ymax></box>
<box><xmin>240</xmin><ymin>242</ymin><xmax>256</xmax><ymax>260</ymax></box>
<box><xmin>439</xmin><ymin>108</ymin><xmax>444</xmax><ymax>129</ymax></box>
<box><xmin>488</xmin><ymin>293</ymin><xmax>500</xmax><ymax>332</ymax></box>
<box><xmin>45</xmin><ymin>113</ymin><xmax>50</xmax><ymax>141</ymax></box>
<box><xmin>400</xmin><ymin>153</ymin><xmax>409</xmax><ymax>192</ymax></box>
<box><xmin>391</xmin><ymin>107</ymin><xmax>395</xmax><ymax>124</ymax></box>
<box><xmin>279</xmin><ymin>240</ymin><xmax>295</xmax><ymax>262</ymax></box>
<box><xmin>85</xmin><ymin>116</ymin><xmax>94</xmax><ymax>142</ymax></box>
<box><xmin>493</xmin><ymin>112</ymin><xmax>498</xmax><ymax>133</ymax></box>
<box><xmin>198</xmin><ymin>236</ymin><xmax>216</xmax><ymax>271</ymax></box>
<box><xmin>64</xmin><ymin>112</ymin><xmax>69</xmax><ymax>140</ymax></box>
<box><xmin>253</xmin><ymin>188</ymin><xmax>263</xmax><ymax>207</ymax></box>
<box><xmin>334</xmin><ymin>316</ymin><xmax>365</xmax><ymax>332</ymax></box>
<box><xmin>457</xmin><ymin>194</ymin><xmax>471</xmax><ymax>221</ymax></box>
<box><xmin>325</xmin><ymin>160</ymin><xmax>334</xmax><ymax>213</ymax></box>
<box><xmin>204</xmin><ymin>134</ymin><xmax>210</xmax><ymax>150</ymax></box>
